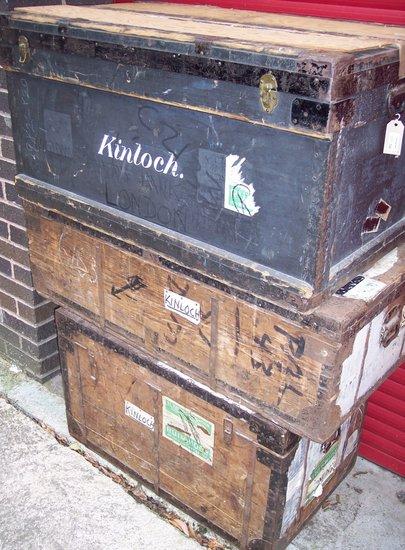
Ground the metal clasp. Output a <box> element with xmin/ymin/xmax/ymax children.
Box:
<box><xmin>18</xmin><ymin>35</ymin><xmax>30</xmax><ymax>64</ymax></box>
<box><xmin>259</xmin><ymin>72</ymin><xmax>278</xmax><ymax>114</ymax></box>
<box><xmin>380</xmin><ymin>304</ymin><xmax>401</xmax><ymax>348</ymax></box>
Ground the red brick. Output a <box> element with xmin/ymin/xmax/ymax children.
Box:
<box><xmin>17</xmin><ymin>300</ymin><xmax>55</xmax><ymax>325</ymax></box>
<box><xmin>0</xmin><ymin>90</ymin><xmax>10</xmax><ymax>114</ymax></box>
<box><xmin>13</xmin><ymin>264</ymin><xmax>33</xmax><ymax>287</ymax></box>
<box><xmin>0</xmin><ymin>115</ymin><xmax>13</xmax><ymax>138</ymax></box>
<box><xmin>0</xmin><ymin>158</ymin><xmax>16</xmax><ymax>182</ymax></box>
<box><xmin>4</xmin><ymin>181</ymin><xmax>20</xmax><ymax>203</ymax></box>
<box><xmin>0</xmin><ymin>290</ymin><xmax>17</xmax><ymax>313</ymax></box>
<box><xmin>0</xmin><ymin>273</ymin><xmax>42</xmax><ymax>304</ymax></box>
<box><xmin>0</xmin><ymin>201</ymin><xmax>25</xmax><ymax>227</ymax></box>
<box><xmin>1</xmin><ymin>138</ymin><xmax>15</xmax><ymax>161</ymax></box>
<box><xmin>21</xmin><ymin>335</ymin><xmax>58</xmax><ymax>360</ymax></box>
<box><xmin>0</xmin><ymin>255</ymin><xmax>11</xmax><ymax>276</ymax></box>
<box><xmin>0</xmin><ymin>219</ymin><xmax>7</xmax><ymax>238</ymax></box>
<box><xmin>0</xmin><ymin>238</ymin><xmax>30</xmax><ymax>265</ymax></box>
<box><xmin>9</xmin><ymin>224</ymin><xmax>28</xmax><ymax>247</ymax></box>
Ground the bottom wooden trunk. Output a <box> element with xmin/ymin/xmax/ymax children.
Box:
<box><xmin>57</xmin><ymin>308</ymin><xmax>364</xmax><ymax>549</ymax></box>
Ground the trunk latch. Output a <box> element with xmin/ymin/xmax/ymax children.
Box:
<box><xmin>18</xmin><ymin>35</ymin><xmax>30</xmax><ymax>64</ymax></box>
<box><xmin>259</xmin><ymin>72</ymin><xmax>278</xmax><ymax>114</ymax></box>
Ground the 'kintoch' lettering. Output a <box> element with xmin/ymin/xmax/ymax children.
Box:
<box><xmin>98</xmin><ymin>134</ymin><xmax>184</xmax><ymax>179</ymax></box>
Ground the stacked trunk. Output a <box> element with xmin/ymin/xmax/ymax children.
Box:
<box><xmin>1</xmin><ymin>2</ymin><xmax>404</xmax><ymax>548</ymax></box>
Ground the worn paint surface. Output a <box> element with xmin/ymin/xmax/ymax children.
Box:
<box><xmin>56</xmin><ymin>307</ymin><xmax>363</xmax><ymax>549</ymax></box>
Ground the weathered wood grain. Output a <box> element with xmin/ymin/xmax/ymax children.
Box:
<box><xmin>10</xmin><ymin>3</ymin><xmax>405</xmax><ymax>57</ymax></box>
<box><xmin>24</xmin><ymin>200</ymin><xmax>404</xmax><ymax>441</ymax></box>
<box><xmin>57</xmin><ymin>307</ymin><xmax>364</xmax><ymax>549</ymax></box>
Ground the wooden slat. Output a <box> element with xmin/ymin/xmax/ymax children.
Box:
<box><xmin>106</xmin><ymin>2</ymin><xmax>405</xmax><ymax>40</ymax></box>
<box><xmin>10</xmin><ymin>3</ymin><xmax>401</xmax><ymax>55</ymax></box>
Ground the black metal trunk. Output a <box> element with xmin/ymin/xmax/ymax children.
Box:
<box><xmin>0</xmin><ymin>3</ymin><xmax>404</xmax><ymax>309</ymax></box>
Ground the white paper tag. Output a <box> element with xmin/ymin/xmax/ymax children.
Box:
<box><xmin>124</xmin><ymin>400</ymin><xmax>155</xmax><ymax>431</ymax></box>
<box><xmin>383</xmin><ymin>117</ymin><xmax>404</xmax><ymax>157</ymax></box>
<box><xmin>164</xmin><ymin>289</ymin><xmax>201</xmax><ymax>325</ymax></box>
<box><xmin>343</xmin><ymin>277</ymin><xmax>386</xmax><ymax>301</ymax></box>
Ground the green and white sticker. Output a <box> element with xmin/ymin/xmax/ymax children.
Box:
<box><xmin>162</xmin><ymin>396</ymin><xmax>214</xmax><ymax>465</ymax></box>
<box><xmin>224</xmin><ymin>154</ymin><xmax>260</xmax><ymax>217</ymax></box>
<box><xmin>305</xmin><ymin>442</ymin><xmax>338</xmax><ymax>503</ymax></box>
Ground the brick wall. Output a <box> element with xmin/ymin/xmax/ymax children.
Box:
<box><xmin>0</xmin><ymin>0</ymin><xmax>109</xmax><ymax>381</ymax></box>
<box><xmin>0</xmin><ymin>70</ymin><xmax>59</xmax><ymax>381</ymax></box>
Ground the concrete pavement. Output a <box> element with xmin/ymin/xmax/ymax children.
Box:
<box><xmin>0</xmin><ymin>361</ymin><xmax>404</xmax><ymax>549</ymax></box>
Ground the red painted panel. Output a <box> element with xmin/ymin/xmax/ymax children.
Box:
<box><xmin>361</xmin><ymin>429</ymin><xmax>405</xmax><ymax>462</ymax></box>
<box><xmin>359</xmin><ymin>442</ymin><xmax>405</xmax><ymax>477</ymax></box>
<box><xmin>378</xmin><ymin>378</ymin><xmax>405</xmax><ymax>401</ymax></box>
<box><xmin>363</xmin><ymin>417</ymin><xmax>405</xmax><ymax>447</ymax></box>
<box><xmin>366</xmin><ymin>402</ymin><xmax>405</xmax><ymax>433</ymax></box>
<box><xmin>390</xmin><ymin>366</ymin><xmax>405</xmax><ymax>386</ymax></box>
<box><xmin>114</xmin><ymin>1</ymin><xmax>405</xmax><ymax>25</ymax></box>
<box><xmin>360</xmin><ymin>362</ymin><xmax>405</xmax><ymax>477</ymax></box>
<box><xmin>368</xmin><ymin>391</ymin><xmax>405</xmax><ymax>417</ymax></box>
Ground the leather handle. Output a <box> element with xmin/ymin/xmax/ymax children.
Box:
<box><xmin>388</xmin><ymin>80</ymin><xmax>405</xmax><ymax>116</ymax></box>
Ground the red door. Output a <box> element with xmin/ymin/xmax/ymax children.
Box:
<box><xmin>359</xmin><ymin>363</ymin><xmax>405</xmax><ymax>477</ymax></box>
<box><xmin>114</xmin><ymin>1</ymin><xmax>405</xmax><ymax>24</ymax></box>
<box><xmin>113</xmin><ymin>1</ymin><xmax>405</xmax><ymax>476</ymax></box>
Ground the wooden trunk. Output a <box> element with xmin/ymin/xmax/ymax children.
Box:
<box><xmin>57</xmin><ymin>307</ymin><xmax>364</xmax><ymax>549</ymax></box>
<box><xmin>1</xmin><ymin>2</ymin><xmax>404</xmax><ymax>310</ymax></box>
<box><xmin>19</xmin><ymin>179</ymin><xmax>404</xmax><ymax>441</ymax></box>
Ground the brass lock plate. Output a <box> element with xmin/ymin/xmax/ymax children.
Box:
<box><xmin>18</xmin><ymin>35</ymin><xmax>30</xmax><ymax>64</ymax></box>
<box><xmin>259</xmin><ymin>72</ymin><xmax>278</xmax><ymax>114</ymax></box>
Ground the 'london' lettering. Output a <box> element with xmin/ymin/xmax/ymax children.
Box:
<box><xmin>98</xmin><ymin>134</ymin><xmax>184</xmax><ymax>179</ymax></box>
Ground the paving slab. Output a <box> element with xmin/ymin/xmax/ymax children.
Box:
<box><xmin>0</xmin><ymin>361</ymin><xmax>404</xmax><ymax>549</ymax></box>
<box><xmin>0</xmin><ymin>398</ymin><xmax>201</xmax><ymax>550</ymax></box>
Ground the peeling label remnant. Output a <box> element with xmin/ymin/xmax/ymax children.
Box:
<box><xmin>162</xmin><ymin>396</ymin><xmax>214</xmax><ymax>465</ymax></box>
<box><xmin>335</xmin><ymin>275</ymin><xmax>365</xmax><ymax>296</ymax></box>
<box><xmin>338</xmin><ymin>277</ymin><xmax>386</xmax><ymax>302</ymax></box>
<box><xmin>343</xmin><ymin>429</ymin><xmax>359</xmax><ymax>461</ymax></box>
<box><xmin>224</xmin><ymin>154</ymin><xmax>260</xmax><ymax>216</ymax></box>
<box><xmin>375</xmin><ymin>199</ymin><xmax>392</xmax><ymax>221</ymax></box>
<box><xmin>124</xmin><ymin>400</ymin><xmax>155</xmax><ymax>431</ymax></box>
<box><xmin>164</xmin><ymin>289</ymin><xmax>201</xmax><ymax>325</ymax></box>
<box><xmin>44</xmin><ymin>109</ymin><xmax>73</xmax><ymax>157</ymax></box>
<box><xmin>362</xmin><ymin>216</ymin><xmax>381</xmax><ymax>234</ymax></box>
<box><xmin>337</xmin><ymin>306</ymin><xmax>404</xmax><ymax>416</ymax></box>
<box><xmin>305</xmin><ymin>441</ymin><xmax>338</xmax><ymax>503</ymax></box>
<box><xmin>364</xmin><ymin>248</ymin><xmax>398</xmax><ymax>278</ymax></box>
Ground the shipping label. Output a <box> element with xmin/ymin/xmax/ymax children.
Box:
<box><xmin>164</xmin><ymin>289</ymin><xmax>201</xmax><ymax>325</ymax></box>
<box><xmin>305</xmin><ymin>442</ymin><xmax>338</xmax><ymax>504</ymax></box>
<box><xmin>162</xmin><ymin>396</ymin><xmax>214</xmax><ymax>465</ymax></box>
<box><xmin>124</xmin><ymin>400</ymin><xmax>155</xmax><ymax>431</ymax></box>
